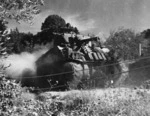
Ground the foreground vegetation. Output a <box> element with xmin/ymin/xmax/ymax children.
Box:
<box><xmin>1</xmin><ymin>76</ymin><xmax>150</xmax><ymax>116</ymax></box>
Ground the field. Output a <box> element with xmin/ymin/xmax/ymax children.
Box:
<box><xmin>2</xmin><ymin>75</ymin><xmax>150</xmax><ymax>116</ymax></box>
<box><xmin>17</xmin><ymin>87</ymin><xmax>150</xmax><ymax>116</ymax></box>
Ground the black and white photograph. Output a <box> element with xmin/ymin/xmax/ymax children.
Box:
<box><xmin>1</xmin><ymin>0</ymin><xmax>150</xmax><ymax>115</ymax></box>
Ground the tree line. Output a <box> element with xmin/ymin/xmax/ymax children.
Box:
<box><xmin>1</xmin><ymin>14</ymin><xmax>150</xmax><ymax>60</ymax></box>
<box><xmin>1</xmin><ymin>14</ymin><xmax>80</xmax><ymax>54</ymax></box>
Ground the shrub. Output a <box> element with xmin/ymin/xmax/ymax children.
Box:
<box><xmin>0</xmin><ymin>75</ymin><xmax>22</xmax><ymax>116</ymax></box>
<box><xmin>105</xmin><ymin>28</ymin><xmax>143</xmax><ymax>60</ymax></box>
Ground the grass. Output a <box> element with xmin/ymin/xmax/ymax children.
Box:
<box><xmin>38</xmin><ymin>87</ymin><xmax>150</xmax><ymax>116</ymax></box>
<box><xmin>1</xmin><ymin>76</ymin><xmax>150</xmax><ymax>116</ymax></box>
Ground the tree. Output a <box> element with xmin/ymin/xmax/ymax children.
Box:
<box><xmin>10</xmin><ymin>28</ymin><xmax>34</xmax><ymax>53</ymax></box>
<box><xmin>0</xmin><ymin>0</ymin><xmax>44</xmax><ymax>55</ymax></box>
<box><xmin>0</xmin><ymin>22</ymin><xmax>10</xmax><ymax>56</ymax></box>
<box><xmin>41</xmin><ymin>15</ymin><xmax>66</xmax><ymax>31</ymax></box>
<box><xmin>140</xmin><ymin>29</ymin><xmax>150</xmax><ymax>56</ymax></box>
<box><xmin>0</xmin><ymin>20</ymin><xmax>7</xmax><ymax>32</ymax></box>
<box><xmin>41</xmin><ymin>15</ymin><xmax>80</xmax><ymax>33</ymax></box>
<box><xmin>36</xmin><ymin>14</ymin><xmax>80</xmax><ymax>45</ymax></box>
<box><xmin>105</xmin><ymin>28</ymin><xmax>143</xmax><ymax>60</ymax></box>
<box><xmin>141</xmin><ymin>29</ymin><xmax>150</xmax><ymax>39</ymax></box>
<box><xmin>0</xmin><ymin>0</ymin><xmax>44</xmax><ymax>24</ymax></box>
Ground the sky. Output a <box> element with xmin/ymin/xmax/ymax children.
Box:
<box><xmin>8</xmin><ymin>0</ymin><xmax>150</xmax><ymax>36</ymax></box>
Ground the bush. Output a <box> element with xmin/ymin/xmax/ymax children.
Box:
<box><xmin>0</xmin><ymin>75</ymin><xmax>22</xmax><ymax>116</ymax></box>
<box><xmin>1</xmin><ymin>72</ymin><xmax>150</xmax><ymax>116</ymax></box>
<box><xmin>0</xmin><ymin>74</ymin><xmax>65</xmax><ymax>116</ymax></box>
<box><xmin>105</xmin><ymin>28</ymin><xmax>143</xmax><ymax>60</ymax></box>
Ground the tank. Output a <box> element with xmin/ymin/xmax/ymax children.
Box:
<box><xmin>34</xmin><ymin>32</ymin><xmax>122</xmax><ymax>91</ymax></box>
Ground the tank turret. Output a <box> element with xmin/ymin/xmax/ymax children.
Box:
<box><xmin>51</xmin><ymin>33</ymin><xmax>109</xmax><ymax>64</ymax></box>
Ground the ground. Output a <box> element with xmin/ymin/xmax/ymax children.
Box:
<box><xmin>20</xmin><ymin>87</ymin><xmax>150</xmax><ymax>116</ymax></box>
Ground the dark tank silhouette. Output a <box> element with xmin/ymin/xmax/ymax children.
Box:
<box><xmin>20</xmin><ymin>29</ymin><xmax>121</xmax><ymax>91</ymax></box>
<box><xmin>32</xmin><ymin>30</ymin><xmax>121</xmax><ymax>91</ymax></box>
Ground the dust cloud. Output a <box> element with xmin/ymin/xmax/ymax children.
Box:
<box><xmin>3</xmin><ymin>47</ymin><xmax>49</xmax><ymax>80</ymax></box>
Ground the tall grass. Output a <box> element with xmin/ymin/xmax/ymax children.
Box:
<box><xmin>37</xmin><ymin>88</ymin><xmax>150</xmax><ymax>116</ymax></box>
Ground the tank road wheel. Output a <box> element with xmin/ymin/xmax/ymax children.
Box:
<box><xmin>62</xmin><ymin>62</ymin><xmax>90</xmax><ymax>90</ymax></box>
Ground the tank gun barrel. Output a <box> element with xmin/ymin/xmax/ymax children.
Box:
<box><xmin>79</xmin><ymin>36</ymin><xmax>98</xmax><ymax>43</ymax></box>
